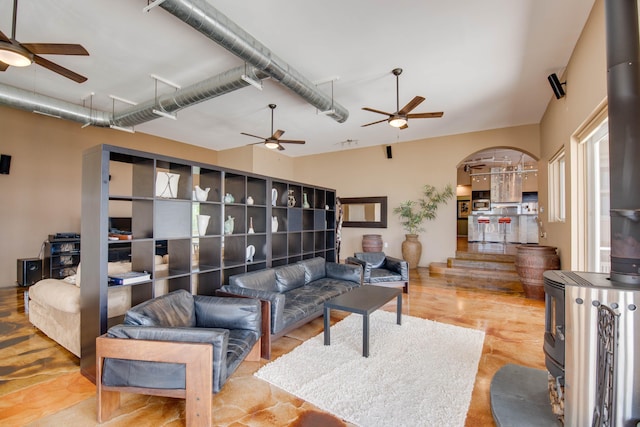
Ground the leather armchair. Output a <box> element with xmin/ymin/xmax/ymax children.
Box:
<box><xmin>96</xmin><ymin>289</ymin><xmax>261</xmax><ymax>426</ymax></box>
<box><xmin>346</xmin><ymin>252</ymin><xmax>409</xmax><ymax>293</ymax></box>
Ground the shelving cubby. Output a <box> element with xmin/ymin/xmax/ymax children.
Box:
<box><xmin>81</xmin><ymin>144</ymin><xmax>336</xmax><ymax>381</ymax></box>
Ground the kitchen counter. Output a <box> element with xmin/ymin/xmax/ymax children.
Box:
<box><xmin>468</xmin><ymin>213</ymin><xmax>539</xmax><ymax>243</ymax></box>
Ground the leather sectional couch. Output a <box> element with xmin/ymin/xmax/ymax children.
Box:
<box><xmin>219</xmin><ymin>257</ymin><xmax>362</xmax><ymax>359</ymax></box>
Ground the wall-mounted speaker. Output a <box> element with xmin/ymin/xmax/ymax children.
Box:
<box><xmin>386</xmin><ymin>145</ymin><xmax>393</xmax><ymax>159</ymax></box>
<box><xmin>0</xmin><ymin>154</ymin><xmax>11</xmax><ymax>174</ymax></box>
<box><xmin>548</xmin><ymin>73</ymin><xmax>566</xmax><ymax>99</ymax></box>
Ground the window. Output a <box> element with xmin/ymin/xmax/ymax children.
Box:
<box><xmin>581</xmin><ymin>119</ymin><xmax>610</xmax><ymax>272</ymax></box>
<box><xmin>548</xmin><ymin>148</ymin><xmax>566</xmax><ymax>222</ymax></box>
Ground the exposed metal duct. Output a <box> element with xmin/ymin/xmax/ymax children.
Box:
<box><xmin>114</xmin><ymin>65</ymin><xmax>267</xmax><ymax>127</ymax></box>
<box><xmin>0</xmin><ymin>65</ymin><xmax>267</xmax><ymax>129</ymax></box>
<box><xmin>0</xmin><ymin>83</ymin><xmax>111</xmax><ymax>126</ymax></box>
<box><xmin>158</xmin><ymin>0</ymin><xmax>349</xmax><ymax>124</ymax></box>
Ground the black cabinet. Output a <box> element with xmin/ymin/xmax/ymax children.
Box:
<box><xmin>44</xmin><ymin>238</ymin><xmax>80</xmax><ymax>279</ymax></box>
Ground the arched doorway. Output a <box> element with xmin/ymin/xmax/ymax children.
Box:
<box><xmin>456</xmin><ymin>147</ymin><xmax>539</xmax><ymax>251</ymax></box>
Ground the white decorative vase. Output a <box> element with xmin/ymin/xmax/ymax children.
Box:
<box><xmin>272</xmin><ymin>216</ymin><xmax>279</xmax><ymax>232</ymax></box>
<box><xmin>224</xmin><ymin>216</ymin><xmax>235</xmax><ymax>235</ymax></box>
<box><xmin>247</xmin><ymin>196</ymin><xmax>254</xmax><ymax>205</ymax></box>
<box><xmin>303</xmin><ymin>192</ymin><xmax>310</xmax><ymax>208</ymax></box>
<box><xmin>156</xmin><ymin>172</ymin><xmax>180</xmax><ymax>198</ymax></box>
<box><xmin>246</xmin><ymin>245</ymin><xmax>255</xmax><ymax>262</ymax></box>
<box><xmin>196</xmin><ymin>215</ymin><xmax>210</xmax><ymax>236</ymax></box>
<box><xmin>248</xmin><ymin>217</ymin><xmax>255</xmax><ymax>234</ymax></box>
<box><xmin>193</xmin><ymin>185</ymin><xmax>210</xmax><ymax>201</ymax></box>
<box><xmin>271</xmin><ymin>188</ymin><xmax>278</xmax><ymax>206</ymax></box>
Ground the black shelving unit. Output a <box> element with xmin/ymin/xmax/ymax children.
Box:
<box><xmin>44</xmin><ymin>238</ymin><xmax>81</xmax><ymax>279</ymax></box>
<box><xmin>80</xmin><ymin>144</ymin><xmax>336</xmax><ymax>380</ymax></box>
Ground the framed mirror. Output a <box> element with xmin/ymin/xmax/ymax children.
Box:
<box><xmin>339</xmin><ymin>196</ymin><xmax>387</xmax><ymax>228</ymax></box>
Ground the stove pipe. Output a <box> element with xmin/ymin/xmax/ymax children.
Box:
<box><xmin>606</xmin><ymin>0</ymin><xmax>640</xmax><ymax>285</ymax></box>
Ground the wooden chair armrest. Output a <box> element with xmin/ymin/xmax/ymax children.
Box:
<box><xmin>96</xmin><ymin>335</ymin><xmax>213</xmax><ymax>426</ymax></box>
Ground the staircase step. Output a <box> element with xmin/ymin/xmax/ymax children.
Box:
<box><xmin>429</xmin><ymin>262</ymin><xmax>521</xmax><ymax>281</ymax></box>
<box><xmin>447</xmin><ymin>258</ymin><xmax>516</xmax><ymax>272</ymax></box>
<box><xmin>455</xmin><ymin>251</ymin><xmax>516</xmax><ymax>263</ymax></box>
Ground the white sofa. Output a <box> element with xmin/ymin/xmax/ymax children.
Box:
<box><xmin>28</xmin><ymin>259</ymin><xmax>166</xmax><ymax>357</ymax></box>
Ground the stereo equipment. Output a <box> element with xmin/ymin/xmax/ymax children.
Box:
<box><xmin>548</xmin><ymin>73</ymin><xmax>566</xmax><ymax>99</ymax></box>
<box><xmin>17</xmin><ymin>258</ymin><xmax>42</xmax><ymax>287</ymax></box>
<box><xmin>386</xmin><ymin>145</ymin><xmax>393</xmax><ymax>159</ymax></box>
<box><xmin>0</xmin><ymin>154</ymin><xmax>11</xmax><ymax>174</ymax></box>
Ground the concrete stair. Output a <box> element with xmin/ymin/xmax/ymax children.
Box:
<box><xmin>429</xmin><ymin>250</ymin><xmax>522</xmax><ymax>282</ymax></box>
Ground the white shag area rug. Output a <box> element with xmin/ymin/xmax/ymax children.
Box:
<box><xmin>254</xmin><ymin>311</ymin><xmax>485</xmax><ymax>427</ymax></box>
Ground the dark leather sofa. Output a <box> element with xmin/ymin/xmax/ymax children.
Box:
<box><xmin>219</xmin><ymin>257</ymin><xmax>362</xmax><ymax>359</ymax></box>
<box><xmin>100</xmin><ymin>289</ymin><xmax>261</xmax><ymax>393</ymax></box>
<box><xmin>346</xmin><ymin>252</ymin><xmax>409</xmax><ymax>293</ymax></box>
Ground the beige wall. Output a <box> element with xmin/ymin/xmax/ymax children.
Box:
<box><xmin>539</xmin><ymin>0</ymin><xmax>607</xmax><ymax>269</ymax></box>
<box><xmin>292</xmin><ymin>124</ymin><xmax>540</xmax><ymax>265</ymax></box>
<box><xmin>0</xmin><ymin>106</ymin><xmax>218</xmax><ymax>287</ymax></box>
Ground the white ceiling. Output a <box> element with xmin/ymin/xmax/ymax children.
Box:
<box><xmin>0</xmin><ymin>0</ymin><xmax>595</xmax><ymax>157</ymax></box>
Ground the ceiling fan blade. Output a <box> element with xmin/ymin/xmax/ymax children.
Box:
<box><xmin>277</xmin><ymin>144</ymin><xmax>285</xmax><ymax>151</ymax></box>
<box><xmin>407</xmin><ymin>111</ymin><xmax>444</xmax><ymax>119</ymax></box>
<box><xmin>278</xmin><ymin>140</ymin><xmax>306</xmax><ymax>144</ymax></box>
<box><xmin>0</xmin><ymin>62</ymin><xmax>8</xmax><ymax>71</ymax></box>
<box><xmin>398</xmin><ymin>96</ymin><xmax>425</xmax><ymax>115</ymax></box>
<box><xmin>33</xmin><ymin>55</ymin><xmax>87</xmax><ymax>83</ymax></box>
<box><xmin>400</xmin><ymin>123</ymin><xmax>409</xmax><ymax>130</ymax></box>
<box><xmin>361</xmin><ymin>118</ymin><xmax>389</xmax><ymax>127</ymax></box>
<box><xmin>241</xmin><ymin>132</ymin><xmax>267</xmax><ymax>140</ymax></box>
<box><xmin>0</xmin><ymin>30</ymin><xmax>11</xmax><ymax>43</ymax></box>
<box><xmin>362</xmin><ymin>107</ymin><xmax>393</xmax><ymax>116</ymax></box>
<box><xmin>272</xmin><ymin>129</ymin><xmax>285</xmax><ymax>140</ymax></box>
<box><xmin>22</xmin><ymin>43</ymin><xmax>89</xmax><ymax>56</ymax></box>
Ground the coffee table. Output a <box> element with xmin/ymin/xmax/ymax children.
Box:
<box><xmin>323</xmin><ymin>285</ymin><xmax>402</xmax><ymax>357</ymax></box>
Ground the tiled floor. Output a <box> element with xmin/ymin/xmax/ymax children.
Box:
<box><xmin>0</xmin><ymin>245</ymin><xmax>546</xmax><ymax>426</ymax></box>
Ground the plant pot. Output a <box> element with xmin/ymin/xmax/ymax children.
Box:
<box><xmin>515</xmin><ymin>245</ymin><xmax>560</xmax><ymax>300</ymax></box>
<box><xmin>362</xmin><ymin>234</ymin><xmax>383</xmax><ymax>252</ymax></box>
<box><xmin>401</xmin><ymin>234</ymin><xmax>422</xmax><ymax>269</ymax></box>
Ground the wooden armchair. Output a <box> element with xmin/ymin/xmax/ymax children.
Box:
<box><xmin>95</xmin><ymin>290</ymin><xmax>261</xmax><ymax>426</ymax></box>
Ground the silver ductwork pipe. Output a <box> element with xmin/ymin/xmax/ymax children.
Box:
<box><xmin>159</xmin><ymin>0</ymin><xmax>349</xmax><ymax>123</ymax></box>
<box><xmin>114</xmin><ymin>65</ymin><xmax>267</xmax><ymax>127</ymax></box>
<box><xmin>0</xmin><ymin>66</ymin><xmax>267</xmax><ymax>129</ymax></box>
<box><xmin>0</xmin><ymin>83</ymin><xmax>111</xmax><ymax>126</ymax></box>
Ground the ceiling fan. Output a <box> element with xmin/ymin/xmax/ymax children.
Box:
<box><xmin>241</xmin><ymin>104</ymin><xmax>306</xmax><ymax>151</ymax></box>
<box><xmin>0</xmin><ymin>0</ymin><xmax>89</xmax><ymax>83</ymax></box>
<box><xmin>362</xmin><ymin>68</ymin><xmax>443</xmax><ymax>129</ymax></box>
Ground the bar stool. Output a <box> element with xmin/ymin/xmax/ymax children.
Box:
<box><xmin>477</xmin><ymin>217</ymin><xmax>490</xmax><ymax>243</ymax></box>
<box><xmin>498</xmin><ymin>217</ymin><xmax>511</xmax><ymax>243</ymax></box>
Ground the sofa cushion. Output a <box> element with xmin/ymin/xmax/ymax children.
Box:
<box><xmin>124</xmin><ymin>289</ymin><xmax>196</xmax><ymax>327</ymax></box>
<box><xmin>29</xmin><ymin>279</ymin><xmax>80</xmax><ymax>313</ymax></box>
<box><xmin>229</xmin><ymin>269</ymin><xmax>278</xmax><ymax>293</ymax></box>
<box><xmin>355</xmin><ymin>252</ymin><xmax>386</xmax><ymax>268</ymax></box>
<box><xmin>299</xmin><ymin>257</ymin><xmax>326</xmax><ymax>284</ymax></box>
<box><xmin>274</xmin><ymin>264</ymin><xmax>305</xmax><ymax>293</ymax></box>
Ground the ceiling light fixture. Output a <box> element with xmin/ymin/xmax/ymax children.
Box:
<box><xmin>388</xmin><ymin>116</ymin><xmax>407</xmax><ymax>128</ymax></box>
<box><xmin>0</xmin><ymin>43</ymin><xmax>32</xmax><ymax>67</ymax></box>
<box><xmin>264</xmin><ymin>141</ymin><xmax>279</xmax><ymax>149</ymax></box>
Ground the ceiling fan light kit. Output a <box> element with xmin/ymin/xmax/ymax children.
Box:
<box><xmin>388</xmin><ymin>116</ymin><xmax>407</xmax><ymax>128</ymax></box>
<box><xmin>0</xmin><ymin>43</ymin><xmax>32</xmax><ymax>67</ymax></box>
<box><xmin>264</xmin><ymin>141</ymin><xmax>280</xmax><ymax>149</ymax></box>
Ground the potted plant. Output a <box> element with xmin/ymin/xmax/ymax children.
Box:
<box><xmin>393</xmin><ymin>184</ymin><xmax>454</xmax><ymax>268</ymax></box>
